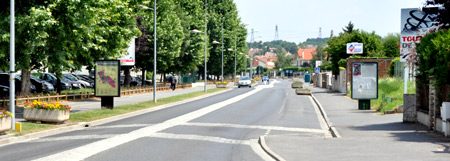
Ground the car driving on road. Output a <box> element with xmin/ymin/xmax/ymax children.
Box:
<box><xmin>238</xmin><ymin>76</ymin><xmax>252</xmax><ymax>88</ymax></box>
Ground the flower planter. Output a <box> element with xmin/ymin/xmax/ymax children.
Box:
<box><xmin>24</xmin><ymin>108</ymin><xmax>70</xmax><ymax>123</ymax></box>
<box><xmin>216</xmin><ymin>84</ymin><xmax>228</xmax><ymax>88</ymax></box>
<box><xmin>292</xmin><ymin>83</ymin><xmax>303</xmax><ymax>88</ymax></box>
<box><xmin>0</xmin><ymin>117</ymin><xmax>11</xmax><ymax>133</ymax></box>
<box><xmin>296</xmin><ymin>89</ymin><xmax>311</xmax><ymax>95</ymax></box>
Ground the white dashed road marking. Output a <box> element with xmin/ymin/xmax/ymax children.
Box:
<box><xmin>147</xmin><ymin>132</ymin><xmax>250</xmax><ymax>145</ymax></box>
<box><xmin>33</xmin><ymin>87</ymin><xmax>264</xmax><ymax>161</ymax></box>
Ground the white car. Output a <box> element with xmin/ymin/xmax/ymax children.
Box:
<box><xmin>238</xmin><ymin>76</ymin><xmax>252</xmax><ymax>88</ymax></box>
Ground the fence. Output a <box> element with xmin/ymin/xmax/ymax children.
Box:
<box><xmin>0</xmin><ymin>83</ymin><xmax>192</xmax><ymax>109</ymax></box>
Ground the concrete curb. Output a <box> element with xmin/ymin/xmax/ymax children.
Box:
<box><xmin>311</xmin><ymin>94</ymin><xmax>341</xmax><ymax>138</ymax></box>
<box><xmin>258</xmin><ymin>136</ymin><xmax>286</xmax><ymax>161</ymax></box>
<box><xmin>0</xmin><ymin>89</ymin><xmax>230</xmax><ymax>147</ymax></box>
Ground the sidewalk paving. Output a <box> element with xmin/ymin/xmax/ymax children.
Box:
<box><xmin>264</xmin><ymin>82</ymin><xmax>450</xmax><ymax>161</ymax></box>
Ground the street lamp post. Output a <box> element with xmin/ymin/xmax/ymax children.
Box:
<box><xmin>192</xmin><ymin>28</ymin><xmax>207</xmax><ymax>92</ymax></box>
<box><xmin>204</xmin><ymin>0</ymin><xmax>207</xmax><ymax>92</ymax></box>
<box><xmin>10</xmin><ymin>0</ymin><xmax>15</xmax><ymax>130</ymax></box>
<box><xmin>233</xmin><ymin>33</ymin><xmax>237</xmax><ymax>86</ymax></box>
<box><xmin>138</xmin><ymin>1</ymin><xmax>157</xmax><ymax>103</ymax></box>
<box><xmin>221</xmin><ymin>10</ymin><xmax>238</xmax><ymax>82</ymax></box>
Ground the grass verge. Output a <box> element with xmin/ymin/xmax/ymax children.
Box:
<box><xmin>372</xmin><ymin>78</ymin><xmax>415</xmax><ymax>113</ymax></box>
<box><xmin>12</xmin><ymin>88</ymin><xmax>226</xmax><ymax>135</ymax></box>
<box><xmin>346</xmin><ymin>77</ymin><xmax>416</xmax><ymax>113</ymax></box>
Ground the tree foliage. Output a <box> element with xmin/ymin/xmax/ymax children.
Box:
<box><xmin>416</xmin><ymin>29</ymin><xmax>450</xmax><ymax>91</ymax></box>
<box><xmin>326</xmin><ymin>23</ymin><xmax>383</xmax><ymax>75</ymax></box>
<box><xmin>425</xmin><ymin>0</ymin><xmax>450</xmax><ymax>29</ymax></box>
<box><xmin>1</xmin><ymin>0</ymin><xmax>138</xmax><ymax>94</ymax></box>
<box><xmin>382</xmin><ymin>33</ymin><xmax>400</xmax><ymax>57</ymax></box>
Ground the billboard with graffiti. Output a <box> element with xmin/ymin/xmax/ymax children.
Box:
<box><xmin>400</xmin><ymin>8</ymin><xmax>439</xmax><ymax>62</ymax></box>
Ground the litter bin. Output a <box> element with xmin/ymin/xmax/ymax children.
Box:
<box><xmin>304</xmin><ymin>74</ymin><xmax>310</xmax><ymax>82</ymax></box>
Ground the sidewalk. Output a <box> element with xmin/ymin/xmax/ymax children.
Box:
<box><xmin>14</xmin><ymin>85</ymin><xmax>218</xmax><ymax>121</ymax></box>
<box><xmin>263</xmin><ymin>82</ymin><xmax>450</xmax><ymax>161</ymax></box>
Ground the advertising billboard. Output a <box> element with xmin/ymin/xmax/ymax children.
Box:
<box><xmin>346</xmin><ymin>43</ymin><xmax>363</xmax><ymax>54</ymax></box>
<box><xmin>351</xmin><ymin>62</ymin><xmax>378</xmax><ymax>100</ymax></box>
<box><xmin>400</xmin><ymin>8</ymin><xmax>438</xmax><ymax>62</ymax></box>
<box><xmin>95</xmin><ymin>60</ymin><xmax>121</xmax><ymax>97</ymax></box>
<box><xmin>119</xmin><ymin>39</ymin><xmax>135</xmax><ymax>66</ymax></box>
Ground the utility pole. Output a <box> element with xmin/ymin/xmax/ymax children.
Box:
<box><xmin>274</xmin><ymin>25</ymin><xmax>279</xmax><ymax>40</ymax></box>
<box><xmin>250</xmin><ymin>29</ymin><xmax>254</xmax><ymax>79</ymax></box>
<box><xmin>319</xmin><ymin>27</ymin><xmax>322</xmax><ymax>38</ymax></box>
<box><xmin>10</xmin><ymin>0</ymin><xmax>15</xmax><ymax>130</ymax></box>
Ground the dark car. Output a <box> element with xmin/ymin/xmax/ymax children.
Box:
<box><xmin>32</xmin><ymin>73</ymin><xmax>72</xmax><ymax>90</ymax></box>
<box><xmin>120</xmin><ymin>75</ymin><xmax>139</xmax><ymax>86</ymax></box>
<box><xmin>0</xmin><ymin>85</ymin><xmax>9</xmax><ymax>98</ymax></box>
<box><xmin>16</xmin><ymin>74</ymin><xmax>54</xmax><ymax>93</ymax></box>
<box><xmin>0</xmin><ymin>73</ymin><xmax>36</xmax><ymax>94</ymax></box>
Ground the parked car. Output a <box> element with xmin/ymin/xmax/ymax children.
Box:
<box><xmin>0</xmin><ymin>73</ymin><xmax>36</xmax><ymax>94</ymax></box>
<box><xmin>73</xmin><ymin>74</ymin><xmax>94</xmax><ymax>87</ymax></box>
<box><xmin>62</xmin><ymin>75</ymin><xmax>82</xmax><ymax>89</ymax></box>
<box><xmin>16</xmin><ymin>74</ymin><xmax>54</xmax><ymax>93</ymax></box>
<box><xmin>64</xmin><ymin>73</ymin><xmax>91</xmax><ymax>88</ymax></box>
<box><xmin>0</xmin><ymin>85</ymin><xmax>9</xmax><ymax>98</ymax></box>
<box><xmin>32</xmin><ymin>73</ymin><xmax>72</xmax><ymax>90</ymax></box>
<box><xmin>238</xmin><ymin>76</ymin><xmax>252</xmax><ymax>88</ymax></box>
<box><xmin>120</xmin><ymin>75</ymin><xmax>139</xmax><ymax>86</ymax></box>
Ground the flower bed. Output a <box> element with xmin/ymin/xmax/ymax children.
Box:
<box><xmin>0</xmin><ymin>110</ymin><xmax>13</xmax><ymax>133</ymax></box>
<box><xmin>292</xmin><ymin>81</ymin><xmax>304</xmax><ymax>88</ymax></box>
<box><xmin>296</xmin><ymin>87</ymin><xmax>311</xmax><ymax>95</ymax></box>
<box><xmin>216</xmin><ymin>82</ymin><xmax>228</xmax><ymax>88</ymax></box>
<box><xmin>24</xmin><ymin>101</ymin><xmax>72</xmax><ymax>123</ymax></box>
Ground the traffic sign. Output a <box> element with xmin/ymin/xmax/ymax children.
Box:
<box><xmin>315</xmin><ymin>67</ymin><xmax>320</xmax><ymax>73</ymax></box>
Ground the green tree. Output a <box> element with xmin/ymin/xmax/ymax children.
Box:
<box><xmin>326</xmin><ymin>27</ymin><xmax>383</xmax><ymax>75</ymax></box>
<box><xmin>382</xmin><ymin>33</ymin><xmax>400</xmax><ymax>57</ymax></box>
<box><xmin>425</xmin><ymin>0</ymin><xmax>450</xmax><ymax>29</ymax></box>
<box><xmin>275</xmin><ymin>52</ymin><xmax>293</xmax><ymax>69</ymax></box>
<box><xmin>343</xmin><ymin>21</ymin><xmax>355</xmax><ymax>34</ymax></box>
<box><xmin>1</xmin><ymin>0</ymin><xmax>138</xmax><ymax>95</ymax></box>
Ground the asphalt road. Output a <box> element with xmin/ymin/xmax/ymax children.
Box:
<box><xmin>0</xmin><ymin>79</ymin><xmax>328</xmax><ymax>161</ymax></box>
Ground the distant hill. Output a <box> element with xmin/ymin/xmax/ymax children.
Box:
<box><xmin>299</xmin><ymin>37</ymin><xmax>329</xmax><ymax>48</ymax></box>
<box><xmin>248</xmin><ymin>40</ymin><xmax>298</xmax><ymax>55</ymax></box>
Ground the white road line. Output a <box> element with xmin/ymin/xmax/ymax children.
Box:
<box><xmin>249</xmin><ymin>139</ymin><xmax>276</xmax><ymax>161</ymax></box>
<box><xmin>147</xmin><ymin>133</ymin><xmax>250</xmax><ymax>145</ymax></box>
<box><xmin>309</xmin><ymin>96</ymin><xmax>332</xmax><ymax>138</ymax></box>
<box><xmin>30</xmin><ymin>135</ymin><xmax>118</xmax><ymax>143</ymax></box>
<box><xmin>278</xmin><ymin>92</ymin><xmax>288</xmax><ymax>113</ymax></box>
<box><xmin>33</xmin><ymin>86</ymin><xmax>264</xmax><ymax>161</ymax></box>
<box><xmin>86</xmin><ymin>124</ymin><xmax>153</xmax><ymax>130</ymax></box>
<box><xmin>183</xmin><ymin>122</ymin><xmax>325</xmax><ymax>134</ymax></box>
<box><xmin>264</xmin><ymin>129</ymin><xmax>271</xmax><ymax>136</ymax></box>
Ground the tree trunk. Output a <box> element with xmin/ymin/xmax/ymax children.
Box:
<box><xmin>124</xmin><ymin>66</ymin><xmax>131</xmax><ymax>87</ymax></box>
<box><xmin>20</xmin><ymin>69</ymin><xmax>31</xmax><ymax>96</ymax></box>
<box><xmin>141</xmin><ymin>69</ymin><xmax>146</xmax><ymax>86</ymax></box>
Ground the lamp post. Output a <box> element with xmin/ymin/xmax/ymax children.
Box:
<box><xmin>10</xmin><ymin>0</ymin><xmax>15</xmax><ymax>130</ymax></box>
<box><xmin>138</xmin><ymin>1</ymin><xmax>157</xmax><ymax>103</ymax></box>
<box><xmin>192</xmin><ymin>28</ymin><xmax>207</xmax><ymax>92</ymax></box>
<box><xmin>221</xmin><ymin>10</ymin><xmax>238</xmax><ymax>82</ymax></box>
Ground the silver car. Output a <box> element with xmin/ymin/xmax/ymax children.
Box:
<box><xmin>238</xmin><ymin>76</ymin><xmax>252</xmax><ymax>88</ymax></box>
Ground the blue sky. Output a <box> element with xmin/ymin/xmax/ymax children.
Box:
<box><xmin>235</xmin><ymin>0</ymin><xmax>426</xmax><ymax>43</ymax></box>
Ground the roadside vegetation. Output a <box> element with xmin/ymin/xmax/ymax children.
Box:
<box><xmin>372</xmin><ymin>78</ymin><xmax>416</xmax><ymax>113</ymax></box>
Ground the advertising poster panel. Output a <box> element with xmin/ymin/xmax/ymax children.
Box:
<box><xmin>119</xmin><ymin>39</ymin><xmax>135</xmax><ymax>66</ymax></box>
<box><xmin>351</xmin><ymin>62</ymin><xmax>378</xmax><ymax>99</ymax></box>
<box><xmin>346</xmin><ymin>43</ymin><xmax>363</xmax><ymax>54</ymax></box>
<box><xmin>95</xmin><ymin>60</ymin><xmax>121</xmax><ymax>97</ymax></box>
<box><xmin>400</xmin><ymin>8</ymin><xmax>438</xmax><ymax>62</ymax></box>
